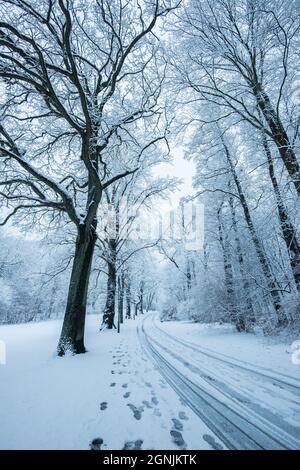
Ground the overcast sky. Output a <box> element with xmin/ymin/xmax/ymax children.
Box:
<box><xmin>153</xmin><ymin>146</ymin><xmax>196</xmax><ymax>209</ymax></box>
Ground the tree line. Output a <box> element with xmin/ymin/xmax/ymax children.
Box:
<box><xmin>0</xmin><ymin>0</ymin><xmax>299</xmax><ymax>354</ymax></box>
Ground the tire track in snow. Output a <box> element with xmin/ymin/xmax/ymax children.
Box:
<box><xmin>153</xmin><ymin>316</ymin><xmax>300</xmax><ymax>392</ymax></box>
<box><xmin>138</xmin><ymin>315</ymin><xmax>300</xmax><ymax>450</ymax></box>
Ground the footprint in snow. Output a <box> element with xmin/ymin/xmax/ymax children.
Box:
<box><xmin>122</xmin><ymin>383</ymin><xmax>128</xmax><ymax>388</ymax></box>
<box><xmin>172</xmin><ymin>418</ymin><xmax>183</xmax><ymax>431</ymax></box>
<box><xmin>170</xmin><ymin>430</ymin><xmax>186</xmax><ymax>449</ymax></box>
<box><xmin>142</xmin><ymin>400</ymin><xmax>153</xmax><ymax>409</ymax></box>
<box><xmin>90</xmin><ymin>438</ymin><xmax>103</xmax><ymax>450</ymax></box>
<box><xmin>159</xmin><ymin>381</ymin><xmax>167</xmax><ymax>389</ymax></box>
<box><xmin>154</xmin><ymin>408</ymin><xmax>162</xmax><ymax>417</ymax></box>
<box><xmin>110</xmin><ymin>383</ymin><xmax>116</xmax><ymax>387</ymax></box>
<box><xmin>178</xmin><ymin>411</ymin><xmax>189</xmax><ymax>421</ymax></box>
<box><xmin>203</xmin><ymin>434</ymin><xmax>224</xmax><ymax>450</ymax></box>
<box><xmin>100</xmin><ymin>402</ymin><xmax>108</xmax><ymax>410</ymax></box>
<box><xmin>123</xmin><ymin>439</ymin><xmax>143</xmax><ymax>450</ymax></box>
<box><xmin>123</xmin><ymin>391</ymin><xmax>131</xmax><ymax>399</ymax></box>
<box><xmin>151</xmin><ymin>396</ymin><xmax>159</xmax><ymax>406</ymax></box>
<box><xmin>127</xmin><ymin>403</ymin><xmax>143</xmax><ymax>420</ymax></box>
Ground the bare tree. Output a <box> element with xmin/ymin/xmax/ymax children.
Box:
<box><xmin>97</xmin><ymin>169</ymin><xmax>178</xmax><ymax>329</ymax></box>
<box><xmin>175</xmin><ymin>0</ymin><xmax>300</xmax><ymax>194</ymax></box>
<box><xmin>260</xmin><ymin>131</ymin><xmax>300</xmax><ymax>292</ymax></box>
<box><xmin>0</xmin><ymin>0</ymin><xmax>179</xmax><ymax>354</ymax></box>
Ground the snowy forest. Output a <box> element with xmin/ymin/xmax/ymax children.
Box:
<box><xmin>0</xmin><ymin>0</ymin><xmax>299</xmax><ymax>453</ymax></box>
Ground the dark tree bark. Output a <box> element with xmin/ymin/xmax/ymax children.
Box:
<box><xmin>203</xmin><ymin>243</ymin><xmax>208</xmax><ymax>273</ymax></box>
<box><xmin>145</xmin><ymin>291</ymin><xmax>155</xmax><ymax>311</ymax></box>
<box><xmin>134</xmin><ymin>302</ymin><xmax>139</xmax><ymax>319</ymax></box>
<box><xmin>102</xmin><ymin>240</ymin><xmax>117</xmax><ymax>329</ymax></box>
<box><xmin>139</xmin><ymin>281</ymin><xmax>144</xmax><ymax>315</ymax></box>
<box><xmin>261</xmin><ymin>133</ymin><xmax>300</xmax><ymax>292</ymax></box>
<box><xmin>118</xmin><ymin>272</ymin><xmax>125</xmax><ymax>324</ymax></box>
<box><xmin>125</xmin><ymin>280</ymin><xmax>131</xmax><ymax>319</ymax></box>
<box><xmin>254</xmin><ymin>84</ymin><xmax>300</xmax><ymax>196</ymax></box>
<box><xmin>186</xmin><ymin>261</ymin><xmax>192</xmax><ymax>290</ymax></box>
<box><xmin>217</xmin><ymin>204</ymin><xmax>242</xmax><ymax>330</ymax></box>
<box><xmin>57</xmin><ymin>223</ymin><xmax>97</xmax><ymax>355</ymax></box>
<box><xmin>229</xmin><ymin>191</ymin><xmax>255</xmax><ymax>331</ymax></box>
<box><xmin>47</xmin><ymin>285</ymin><xmax>56</xmax><ymax>319</ymax></box>
<box><xmin>223</xmin><ymin>141</ymin><xmax>287</xmax><ymax>326</ymax></box>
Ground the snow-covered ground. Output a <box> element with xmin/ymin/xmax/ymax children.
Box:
<box><xmin>158</xmin><ymin>319</ymin><xmax>300</xmax><ymax>379</ymax></box>
<box><xmin>0</xmin><ymin>313</ymin><xmax>299</xmax><ymax>450</ymax></box>
<box><xmin>0</xmin><ymin>314</ymin><xmax>224</xmax><ymax>450</ymax></box>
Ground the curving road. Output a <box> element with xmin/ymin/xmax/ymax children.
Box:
<box><xmin>138</xmin><ymin>313</ymin><xmax>300</xmax><ymax>450</ymax></box>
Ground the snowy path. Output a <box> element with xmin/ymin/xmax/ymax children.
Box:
<box><xmin>0</xmin><ymin>313</ymin><xmax>299</xmax><ymax>450</ymax></box>
<box><xmin>0</xmin><ymin>315</ymin><xmax>224</xmax><ymax>450</ymax></box>
<box><xmin>140</xmin><ymin>314</ymin><xmax>300</xmax><ymax>450</ymax></box>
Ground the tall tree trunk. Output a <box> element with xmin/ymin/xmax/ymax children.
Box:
<box><xmin>146</xmin><ymin>291</ymin><xmax>155</xmax><ymax>311</ymax></box>
<box><xmin>48</xmin><ymin>284</ymin><xmax>56</xmax><ymax>319</ymax></box>
<box><xmin>191</xmin><ymin>259</ymin><xmax>196</xmax><ymax>283</ymax></box>
<box><xmin>134</xmin><ymin>302</ymin><xmax>139</xmax><ymax>319</ymax></box>
<box><xmin>102</xmin><ymin>263</ymin><xmax>117</xmax><ymax>329</ymax></box>
<box><xmin>118</xmin><ymin>272</ymin><xmax>125</xmax><ymax>324</ymax></box>
<box><xmin>57</xmin><ymin>223</ymin><xmax>97</xmax><ymax>356</ymax></box>
<box><xmin>125</xmin><ymin>280</ymin><xmax>131</xmax><ymax>319</ymax></box>
<box><xmin>217</xmin><ymin>204</ymin><xmax>241</xmax><ymax>330</ymax></box>
<box><xmin>262</xmin><ymin>133</ymin><xmax>300</xmax><ymax>292</ymax></box>
<box><xmin>253</xmin><ymin>83</ymin><xmax>300</xmax><ymax>196</ymax></box>
<box><xmin>203</xmin><ymin>242</ymin><xmax>208</xmax><ymax>273</ymax></box>
<box><xmin>186</xmin><ymin>260</ymin><xmax>192</xmax><ymax>290</ymax></box>
<box><xmin>223</xmin><ymin>141</ymin><xmax>286</xmax><ymax>326</ymax></box>
<box><xmin>229</xmin><ymin>192</ymin><xmax>255</xmax><ymax>330</ymax></box>
<box><xmin>102</xmin><ymin>241</ymin><xmax>117</xmax><ymax>329</ymax></box>
<box><xmin>139</xmin><ymin>281</ymin><xmax>144</xmax><ymax>314</ymax></box>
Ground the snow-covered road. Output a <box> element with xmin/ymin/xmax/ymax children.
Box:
<box><xmin>0</xmin><ymin>312</ymin><xmax>299</xmax><ymax>449</ymax></box>
<box><xmin>139</xmin><ymin>314</ymin><xmax>300</xmax><ymax>450</ymax></box>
